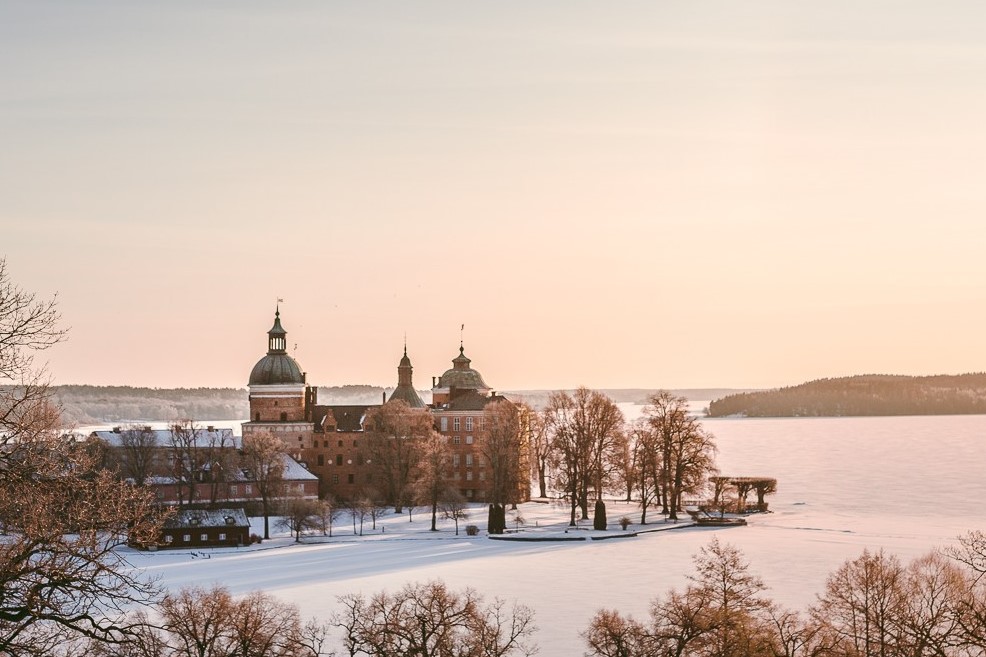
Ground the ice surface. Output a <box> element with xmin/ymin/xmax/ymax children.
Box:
<box><xmin>125</xmin><ymin>410</ymin><xmax>986</xmax><ymax>655</ymax></box>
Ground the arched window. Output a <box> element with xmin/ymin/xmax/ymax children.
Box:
<box><xmin>280</xmin><ymin>412</ymin><xmax>287</xmax><ymax>421</ymax></box>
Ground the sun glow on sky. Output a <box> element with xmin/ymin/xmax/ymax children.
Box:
<box><xmin>3</xmin><ymin>1</ymin><xmax>986</xmax><ymax>390</ymax></box>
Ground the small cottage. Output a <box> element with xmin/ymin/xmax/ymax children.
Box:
<box><xmin>156</xmin><ymin>508</ymin><xmax>251</xmax><ymax>549</ymax></box>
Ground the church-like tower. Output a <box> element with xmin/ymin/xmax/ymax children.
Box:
<box><xmin>387</xmin><ymin>345</ymin><xmax>425</xmax><ymax>408</ymax></box>
<box><xmin>243</xmin><ymin>309</ymin><xmax>316</xmax><ymax>453</ymax></box>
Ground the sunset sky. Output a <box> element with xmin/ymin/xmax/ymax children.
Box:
<box><xmin>3</xmin><ymin>2</ymin><xmax>985</xmax><ymax>391</ymax></box>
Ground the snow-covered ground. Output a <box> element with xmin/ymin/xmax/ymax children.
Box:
<box><xmin>123</xmin><ymin>411</ymin><xmax>986</xmax><ymax>655</ymax></box>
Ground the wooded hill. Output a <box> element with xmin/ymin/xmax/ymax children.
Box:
<box><xmin>707</xmin><ymin>373</ymin><xmax>986</xmax><ymax>417</ymax></box>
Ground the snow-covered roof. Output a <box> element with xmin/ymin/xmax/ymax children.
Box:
<box><xmin>281</xmin><ymin>453</ymin><xmax>318</xmax><ymax>481</ymax></box>
<box><xmin>91</xmin><ymin>427</ymin><xmax>240</xmax><ymax>449</ymax></box>
<box><xmin>163</xmin><ymin>508</ymin><xmax>249</xmax><ymax>529</ymax></box>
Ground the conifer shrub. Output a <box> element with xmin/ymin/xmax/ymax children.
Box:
<box><xmin>593</xmin><ymin>500</ymin><xmax>607</xmax><ymax>530</ymax></box>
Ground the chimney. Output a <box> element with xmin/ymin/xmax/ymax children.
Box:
<box><xmin>432</xmin><ymin>376</ymin><xmax>437</xmax><ymax>387</ymax></box>
<box><xmin>207</xmin><ymin>425</ymin><xmax>215</xmax><ymax>432</ymax></box>
<box><xmin>382</xmin><ymin>391</ymin><xmax>386</xmax><ymax>404</ymax></box>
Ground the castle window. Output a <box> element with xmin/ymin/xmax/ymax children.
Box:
<box><xmin>441</xmin><ymin>417</ymin><xmax>448</xmax><ymax>432</ymax></box>
<box><xmin>338</xmin><ymin>440</ymin><xmax>343</xmax><ymax>447</ymax></box>
<box><xmin>347</xmin><ymin>474</ymin><xmax>354</xmax><ymax>484</ymax></box>
<box><xmin>219</xmin><ymin>533</ymin><xmax>226</xmax><ymax>541</ymax></box>
<box><xmin>332</xmin><ymin>474</ymin><xmax>339</xmax><ymax>484</ymax></box>
<box><xmin>183</xmin><ymin>534</ymin><xmax>191</xmax><ymax>542</ymax></box>
<box><xmin>323</xmin><ymin>440</ymin><xmax>328</xmax><ymax>447</ymax></box>
<box><xmin>230</xmin><ymin>485</ymin><xmax>238</xmax><ymax>495</ymax></box>
<box><xmin>255</xmin><ymin>412</ymin><xmax>260</xmax><ymax>422</ymax></box>
<box><xmin>453</xmin><ymin>417</ymin><xmax>460</xmax><ymax>431</ymax></box>
<box><xmin>479</xmin><ymin>471</ymin><xmax>486</xmax><ymax>481</ymax></box>
<box><xmin>453</xmin><ymin>436</ymin><xmax>460</xmax><ymax>445</ymax></box>
<box><xmin>245</xmin><ymin>485</ymin><xmax>252</xmax><ymax>494</ymax></box>
<box><xmin>317</xmin><ymin>455</ymin><xmax>324</xmax><ymax>466</ymax></box>
<box><xmin>336</xmin><ymin>454</ymin><xmax>343</xmax><ymax>466</ymax></box>
<box><xmin>466</xmin><ymin>471</ymin><xmax>473</xmax><ymax>481</ymax></box>
<box><xmin>200</xmin><ymin>534</ymin><xmax>208</xmax><ymax>542</ymax></box>
<box><xmin>465</xmin><ymin>454</ymin><xmax>473</xmax><ymax>466</ymax></box>
<box><xmin>280</xmin><ymin>412</ymin><xmax>287</xmax><ymax>421</ymax></box>
<box><xmin>480</xmin><ymin>417</ymin><xmax>486</xmax><ymax>430</ymax></box>
<box><xmin>357</xmin><ymin>454</ymin><xmax>364</xmax><ymax>466</ymax></box>
<box><xmin>453</xmin><ymin>454</ymin><xmax>460</xmax><ymax>467</ymax></box>
<box><xmin>465</xmin><ymin>435</ymin><xmax>473</xmax><ymax>444</ymax></box>
<box><xmin>274</xmin><ymin>401</ymin><xmax>278</xmax><ymax>406</ymax></box>
<box><xmin>466</xmin><ymin>417</ymin><xmax>473</xmax><ymax>431</ymax></box>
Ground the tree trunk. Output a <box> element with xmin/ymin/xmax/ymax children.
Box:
<box><xmin>537</xmin><ymin>462</ymin><xmax>547</xmax><ymax>498</ymax></box>
<box><xmin>430</xmin><ymin>502</ymin><xmax>438</xmax><ymax>531</ymax></box>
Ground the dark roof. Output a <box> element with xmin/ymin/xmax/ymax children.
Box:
<box><xmin>163</xmin><ymin>508</ymin><xmax>249</xmax><ymax>530</ymax></box>
<box><xmin>388</xmin><ymin>385</ymin><xmax>425</xmax><ymax>408</ymax></box>
<box><xmin>313</xmin><ymin>405</ymin><xmax>375</xmax><ymax>432</ymax></box>
<box><xmin>249</xmin><ymin>353</ymin><xmax>305</xmax><ymax>385</ymax></box>
<box><xmin>445</xmin><ymin>390</ymin><xmax>494</xmax><ymax>411</ymax></box>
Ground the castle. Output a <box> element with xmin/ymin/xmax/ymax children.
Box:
<box><xmin>242</xmin><ymin>309</ymin><xmax>530</xmax><ymax>504</ymax></box>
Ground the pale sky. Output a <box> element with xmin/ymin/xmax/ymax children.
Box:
<box><xmin>3</xmin><ymin>1</ymin><xmax>985</xmax><ymax>391</ymax></box>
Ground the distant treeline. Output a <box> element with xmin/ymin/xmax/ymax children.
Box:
<box><xmin>707</xmin><ymin>373</ymin><xmax>986</xmax><ymax>417</ymax></box>
<box><xmin>52</xmin><ymin>384</ymin><xmax>423</xmax><ymax>425</ymax></box>
<box><xmin>53</xmin><ymin>385</ymin><xmax>250</xmax><ymax>425</ymax></box>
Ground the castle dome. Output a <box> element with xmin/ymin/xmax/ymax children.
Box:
<box><xmin>248</xmin><ymin>309</ymin><xmax>306</xmax><ymax>386</ymax></box>
<box><xmin>436</xmin><ymin>346</ymin><xmax>489</xmax><ymax>391</ymax></box>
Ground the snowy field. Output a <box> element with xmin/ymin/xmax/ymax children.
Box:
<box><xmin>121</xmin><ymin>410</ymin><xmax>986</xmax><ymax>655</ymax></box>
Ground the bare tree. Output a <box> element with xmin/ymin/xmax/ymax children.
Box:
<box><xmin>362</xmin><ymin>400</ymin><xmax>432</xmax><ymax>513</ymax></box>
<box><xmin>347</xmin><ymin>495</ymin><xmax>370</xmax><ymax>536</ymax></box>
<box><xmin>518</xmin><ymin>403</ymin><xmax>550</xmax><ymax>500</ymax></box>
<box><xmin>201</xmin><ymin>427</ymin><xmax>236</xmax><ymax>507</ymax></box>
<box><xmin>583</xmin><ymin>609</ymin><xmax>652</xmax><ymax>657</ymax></box>
<box><xmin>333</xmin><ymin>580</ymin><xmax>537</xmax><ymax>657</ymax></box>
<box><xmin>278</xmin><ymin>497</ymin><xmax>321</xmax><ymax>543</ymax></box>
<box><xmin>108</xmin><ymin>585</ymin><xmax>332</xmax><ymax>657</ymax></box>
<box><xmin>545</xmin><ymin>387</ymin><xmax>624</xmax><ymax>527</ymax></box>
<box><xmin>811</xmin><ymin>549</ymin><xmax>908</xmax><ymax>656</ymax></box>
<box><xmin>168</xmin><ymin>419</ymin><xmax>203</xmax><ymax>511</ymax></box>
<box><xmin>116</xmin><ymin>424</ymin><xmax>159</xmax><ymax>488</ymax></box>
<box><xmin>643</xmin><ymin>391</ymin><xmax>717</xmax><ymax>521</ymax></box>
<box><xmin>0</xmin><ymin>260</ymin><xmax>166</xmax><ymax>655</ymax></box>
<box><xmin>482</xmin><ymin>399</ymin><xmax>523</xmax><ymax>513</ymax></box>
<box><xmin>439</xmin><ymin>488</ymin><xmax>469</xmax><ymax>535</ymax></box>
<box><xmin>584</xmin><ymin>539</ymin><xmax>775</xmax><ymax>657</ymax></box>
<box><xmin>414</xmin><ymin>430</ymin><xmax>449</xmax><ymax>532</ymax></box>
<box><xmin>241</xmin><ymin>430</ymin><xmax>287</xmax><ymax>539</ymax></box>
<box><xmin>312</xmin><ymin>497</ymin><xmax>339</xmax><ymax>537</ymax></box>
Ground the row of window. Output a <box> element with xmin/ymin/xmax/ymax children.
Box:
<box><xmin>438</xmin><ymin>416</ymin><xmax>484</xmax><ymax>432</ymax></box>
<box><xmin>316</xmin><ymin>454</ymin><xmax>365</xmax><ymax>466</ymax></box>
<box><xmin>163</xmin><ymin>532</ymin><xmax>230</xmax><ymax>543</ymax></box>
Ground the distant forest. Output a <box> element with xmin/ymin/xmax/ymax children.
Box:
<box><xmin>707</xmin><ymin>373</ymin><xmax>986</xmax><ymax>417</ymax></box>
<box><xmin>53</xmin><ymin>385</ymin><xmax>751</xmax><ymax>425</ymax></box>
<box><xmin>54</xmin><ymin>384</ymin><xmax>399</xmax><ymax>425</ymax></box>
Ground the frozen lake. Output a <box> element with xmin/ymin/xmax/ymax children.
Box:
<box><xmin>137</xmin><ymin>411</ymin><xmax>986</xmax><ymax>655</ymax></box>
